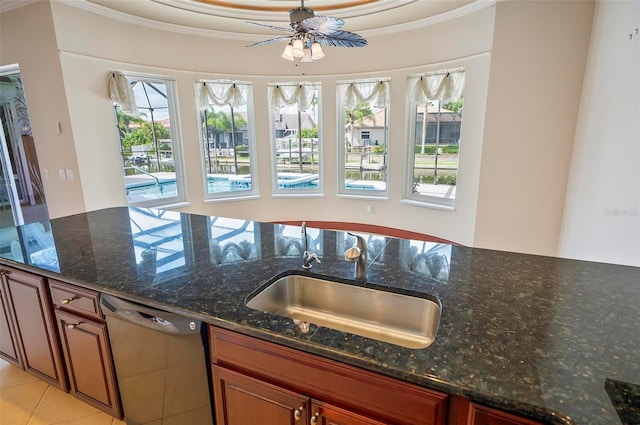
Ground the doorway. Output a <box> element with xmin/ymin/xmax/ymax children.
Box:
<box><xmin>0</xmin><ymin>64</ymin><xmax>49</xmax><ymax>231</ymax></box>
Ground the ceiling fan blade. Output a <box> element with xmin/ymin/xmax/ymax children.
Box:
<box><xmin>299</xmin><ymin>15</ymin><xmax>345</xmax><ymax>35</ymax></box>
<box><xmin>315</xmin><ymin>30</ymin><xmax>368</xmax><ymax>48</ymax></box>
<box><xmin>246</xmin><ymin>36</ymin><xmax>293</xmax><ymax>47</ymax></box>
<box><xmin>246</xmin><ymin>21</ymin><xmax>294</xmax><ymax>33</ymax></box>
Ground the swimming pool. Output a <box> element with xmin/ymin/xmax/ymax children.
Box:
<box><xmin>126</xmin><ymin>174</ymin><xmax>322</xmax><ymax>201</ymax></box>
<box><xmin>126</xmin><ymin>173</ymin><xmax>380</xmax><ymax>202</ymax></box>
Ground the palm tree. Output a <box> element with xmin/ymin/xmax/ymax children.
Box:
<box><xmin>345</xmin><ymin>101</ymin><xmax>375</xmax><ymax>153</ymax></box>
<box><xmin>206</xmin><ymin>109</ymin><xmax>247</xmax><ymax>173</ymax></box>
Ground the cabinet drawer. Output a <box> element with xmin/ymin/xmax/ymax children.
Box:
<box><xmin>210</xmin><ymin>326</ymin><xmax>447</xmax><ymax>425</ymax></box>
<box><xmin>49</xmin><ymin>280</ymin><xmax>102</xmax><ymax>320</ymax></box>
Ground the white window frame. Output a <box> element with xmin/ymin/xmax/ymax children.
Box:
<box><xmin>403</xmin><ymin>69</ymin><xmax>465</xmax><ymax>210</ymax></box>
<box><xmin>118</xmin><ymin>72</ymin><xmax>187</xmax><ymax>208</ymax></box>
<box><xmin>196</xmin><ymin>80</ymin><xmax>259</xmax><ymax>201</ymax></box>
<box><xmin>268</xmin><ymin>82</ymin><xmax>323</xmax><ymax>197</ymax></box>
<box><xmin>337</xmin><ymin>78</ymin><xmax>391</xmax><ymax>199</ymax></box>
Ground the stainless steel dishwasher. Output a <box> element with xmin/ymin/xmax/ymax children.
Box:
<box><xmin>100</xmin><ymin>294</ymin><xmax>214</xmax><ymax>425</ymax></box>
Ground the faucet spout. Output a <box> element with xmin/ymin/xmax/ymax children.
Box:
<box><xmin>301</xmin><ymin>222</ymin><xmax>321</xmax><ymax>269</ymax></box>
<box><xmin>345</xmin><ymin>233</ymin><xmax>367</xmax><ymax>282</ymax></box>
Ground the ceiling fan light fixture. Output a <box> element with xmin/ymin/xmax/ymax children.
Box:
<box><xmin>281</xmin><ymin>43</ymin><xmax>295</xmax><ymax>61</ymax></box>
<box><xmin>311</xmin><ymin>42</ymin><xmax>325</xmax><ymax>60</ymax></box>
<box><xmin>246</xmin><ymin>0</ymin><xmax>367</xmax><ymax>64</ymax></box>
<box><xmin>292</xmin><ymin>39</ymin><xmax>304</xmax><ymax>58</ymax></box>
<box><xmin>301</xmin><ymin>47</ymin><xmax>313</xmax><ymax>63</ymax></box>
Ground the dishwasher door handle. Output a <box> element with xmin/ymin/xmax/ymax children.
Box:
<box><xmin>100</xmin><ymin>294</ymin><xmax>201</xmax><ymax>335</ymax></box>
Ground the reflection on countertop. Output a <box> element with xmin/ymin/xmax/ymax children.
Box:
<box><xmin>1</xmin><ymin>206</ymin><xmax>639</xmax><ymax>425</ymax></box>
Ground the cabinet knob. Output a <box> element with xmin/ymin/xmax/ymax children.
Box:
<box><xmin>61</xmin><ymin>296</ymin><xmax>76</xmax><ymax>304</ymax></box>
<box><xmin>66</xmin><ymin>322</ymin><xmax>81</xmax><ymax>329</ymax></box>
<box><xmin>294</xmin><ymin>406</ymin><xmax>303</xmax><ymax>421</ymax></box>
<box><xmin>310</xmin><ymin>412</ymin><xmax>319</xmax><ymax>424</ymax></box>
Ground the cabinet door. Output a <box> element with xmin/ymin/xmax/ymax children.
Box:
<box><xmin>467</xmin><ymin>403</ymin><xmax>543</xmax><ymax>425</ymax></box>
<box><xmin>212</xmin><ymin>365</ymin><xmax>309</xmax><ymax>425</ymax></box>
<box><xmin>0</xmin><ymin>288</ymin><xmax>22</xmax><ymax>366</ymax></box>
<box><xmin>0</xmin><ymin>267</ymin><xmax>66</xmax><ymax>390</ymax></box>
<box><xmin>55</xmin><ymin>309</ymin><xmax>122</xmax><ymax>419</ymax></box>
<box><xmin>449</xmin><ymin>397</ymin><xmax>543</xmax><ymax>425</ymax></box>
<box><xmin>310</xmin><ymin>400</ymin><xmax>389</xmax><ymax>425</ymax></box>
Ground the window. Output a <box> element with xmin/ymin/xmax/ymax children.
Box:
<box><xmin>337</xmin><ymin>78</ymin><xmax>390</xmax><ymax>196</ymax></box>
<box><xmin>268</xmin><ymin>83</ymin><xmax>321</xmax><ymax>194</ymax></box>
<box><xmin>111</xmin><ymin>72</ymin><xmax>185</xmax><ymax>207</ymax></box>
<box><xmin>405</xmin><ymin>70</ymin><xmax>464</xmax><ymax>208</ymax></box>
<box><xmin>197</xmin><ymin>80</ymin><xmax>257</xmax><ymax>199</ymax></box>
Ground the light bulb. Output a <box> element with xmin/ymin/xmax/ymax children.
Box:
<box><xmin>292</xmin><ymin>39</ymin><xmax>304</xmax><ymax>58</ymax></box>
<box><xmin>311</xmin><ymin>42</ymin><xmax>325</xmax><ymax>60</ymax></box>
<box><xmin>301</xmin><ymin>48</ymin><xmax>313</xmax><ymax>62</ymax></box>
<box><xmin>281</xmin><ymin>44</ymin><xmax>294</xmax><ymax>61</ymax></box>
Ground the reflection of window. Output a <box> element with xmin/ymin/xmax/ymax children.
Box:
<box><xmin>406</xmin><ymin>69</ymin><xmax>464</xmax><ymax>209</ymax></box>
<box><xmin>337</xmin><ymin>232</ymin><xmax>388</xmax><ymax>264</ymax></box>
<box><xmin>268</xmin><ymin>83</ymin><xmax>321</xmax><ymax>194</ymax></box>
<box><xmin>337</xmin><ymin>78</ymin><xmax>390</xmax><ymax>196</ymax></box>
<box><xmin>129</xmin><ymin>208</ymin><xmax>192</xmax><ymax>283</ymax></box>
<box><xmin>11</xmin><ymin>222</ymin><xmax>59</xmax><ymax>272</ymax></box>
<box><xmin>197</xmin><ymin>81</ymin><xmax>257</xmax><ymax>199</ymax></box>
<box><xmin>208</xmin><ymin>217</ymin><xmax>260</xmax><ymax>264</ymax></box>
<box><xmin>399</xmin><ymin>240</ymin><xmax>451</xmax><ymax>282</ymax></box>
<box><xmin>274</xmin><ymin>224</ymin><xmax>322</xmax><ymax>257</ymax></box>
<box><xmin>115</xmin><ymin>74</ymin><xmax>185</xmax><ymax>207</ymax></box>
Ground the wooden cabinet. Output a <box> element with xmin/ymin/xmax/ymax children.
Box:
<box><xmin>213</xmin><ymin>364</ymin><xmax>388</xmax><ymax>425</ymax></box>
<box><xmin>213</xmin><ymin>365</ymin><xmax>310</xmax><ymax>425</ymax></box>
<box><xmin>309</xmin><ymin>400</ymin><xmax>390</xmax><ymax>425</ymax></box>
<box><xmin>448</xmin><ymin>396</ymin><xmax>543</xmax><ymax>425</ymax></box>
<box><xmin>209</xmin><ymin>326</ymin><xmax>448</xmax><ymax>425</ymax></box>
<box><xmin>0</xmin><ymin>266</ymin><xmax>67</xmax><ymax>390</ymax></box>
<box><xmin>0</xmin><ymin>288</ymin><xmax>21</xmax><ymax>366</ymax></box>
<box><xmin>51</xmin><ymin>279</ymin><xmax>122</xmax><ymax>419</ymax></box>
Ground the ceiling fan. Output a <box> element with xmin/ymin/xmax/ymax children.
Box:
<box><xmin>246</xmin><ymin>0</ymin><xmax>367</xmax><ymax>62</ymax></box>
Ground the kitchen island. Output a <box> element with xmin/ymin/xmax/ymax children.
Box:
<box><xmin>1</xmin><ymin>207</ymin><xmax>638</xmax><ymax>424</ymax></box>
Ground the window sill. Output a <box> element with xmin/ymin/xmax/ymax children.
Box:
<box><xmin>336</xmin><ymin>193</ymin><xmax>388</xmax><ymax>201</ymax></box>
<box><xmin>271</xmin><ymin>192</ymin><xmax>324</xmax><ymax>199</ymax></box>
<box><xmin>204</xmin><ymin>194</ymin><xmax>260</xmax><ymax>203</ymax></box>
<box><xmin>401</xmin><ymin>198</ymin><xmax>456</xmax><ymax>211</ymax></box>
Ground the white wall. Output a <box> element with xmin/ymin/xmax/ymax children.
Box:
<box><xmin>0</xmin><ymin>1</ymin><xmax>86</xmax><ymax>218</ymax></box>
<box><xmin>558</xmin><ymin>0</ymin><xmax>640</xmax><ymax>267</ymax></box>
<box><xmin>49</xmin><ymin>1</ymin><xmax>494</xmax><ymax>247</ymax></box>
<box><xmin>474</xmin><ymin>0</ymin><xmax>594</xmax><ymax>256</ymax></box>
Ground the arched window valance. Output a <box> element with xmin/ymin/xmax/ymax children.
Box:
<box><xmin>107</xmin><ymin>70</ymin><xmax>138</xmax><ymax>116</ymax></box>
<box><xmin>268</xmin><ymin>83</ymin><xmax>315</xmax><ymax>112</ymax></box>
<box><xmin>197</xmin><ymin>81</ymin><xmax>247</xmax><ymax>109</ymax></box>
<box><xmin>411</xmin><ymin>69</ymin><xmax>465</xmax><ymax>103</ymax></box>
<box><xmin>338</xmin><ymin>79</ymin><xmax>390</xmax><ymax>109</ymax></box>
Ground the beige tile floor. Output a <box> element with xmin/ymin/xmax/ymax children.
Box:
<box><xmin>0</xmin><ymin>359</ymin><xmax>126</xmax><ymax>425</ymax></box>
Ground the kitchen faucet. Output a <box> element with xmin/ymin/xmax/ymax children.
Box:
<box><xmin>344</xmin><ymin>233</ymin><xmax>367</xmax><ymax>282</ymax></box>
<box><xmin>301</xmin><ymin>222</ymin><xmax>320</xmax><ymax>269</ymax></box>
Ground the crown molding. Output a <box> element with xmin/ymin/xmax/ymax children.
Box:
<box><xmin>361</xmin><ymin>0</ymin><xmax>495</xmax><ymax>38</ymax></box>
<box><xmin>55</xmin><ymin>0</ymin><xmax>495</xmax><ymax>41</ymax></box>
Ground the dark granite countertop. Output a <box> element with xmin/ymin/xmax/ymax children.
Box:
<box><xmin>1</xmin><ymin>207</ymin><xmax>638</xmax><ymax>424</ymax></box>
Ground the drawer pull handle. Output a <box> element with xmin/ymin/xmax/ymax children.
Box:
<box><xmin>294</xmin><ymin>406</ymin><xmax>303</xmax><ymax>421</ymax></box>
<box><xmin>310</xmin><ymin>412</ymin><xmax>319</xmax><ymax>424</ymax></box>
<box><xmin>61</xmin><ymin>296</ymin><xmax>76</xmax><ymax>304</ymax></box>
<box><xmin>66</xmin><ymin>322</ymin><xmax>81</xmax><ymax>329</ymax></box>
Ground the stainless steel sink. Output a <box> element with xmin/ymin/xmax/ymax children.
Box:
<box><xmin>245</xmin><ymin>273</ymin><xmax>441</xmax><ymax>349</ymax></box>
